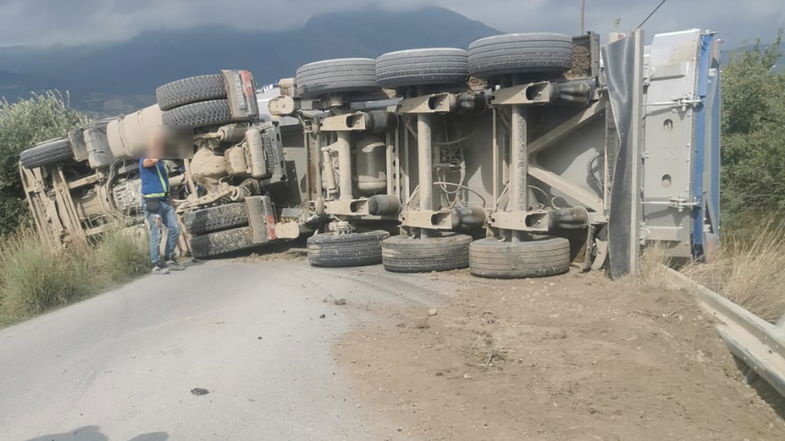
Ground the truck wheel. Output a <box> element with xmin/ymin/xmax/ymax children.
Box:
<box><xmin>375</xmin><ymin>48</ymin><xmax>468</xmax><ymax>88</ymax></box>
<box><xmin>190</xmin><ymin>226</ymin><xmax>255</xmax><ymax>258</ymax></box>
<box><xmin>182</xmin><ymin>203</ymin><xmax>249</xmax><ymax>235</ymax></box>
<box><xmin>20</xmin><ymin>138</ymin><xmax>73</xmax><ymax>169</ymax></box>
<box><xmin>382</xmin><ymin>233</ymin><xmax>472</xmax><ymax>273</ymax></box>
<box><xmin>162</xmin><ymin>99</ymin><xmax>246</xmax><ymax>128</ymax></box>
<box><xmin>295</xmin><ymin>58</ymin><xmax>379</xmax><ymax>98</ymax></box>
<box><xmin>155</xmin><ymin>74</ymin><xmax>227</xmax><ymax>111</ymax></box>
<box><xmin>468</xmin><ymin>33</ymin><xmax>573</xmax><ymax>80</ymax></box>
<box><xmin>469</xmin><ymin>236</ymin><xmax>570</xmax><ymax>279</ymax></box>
<box><xmin>307</xmin><ymin>230</ymin><xmax>390</xmax><ymax>267</ymax></box>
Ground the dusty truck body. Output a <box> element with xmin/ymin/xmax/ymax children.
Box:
<box><xmin>20</xmin><ymin>28</ymin><xmax>720</xmax><ymax>279</ymax></box>
<box><xmin>268</xmin><ymin>28</ymin><xmax>720</xmax><ymax>277</ymax></box>
<box><xmin>18</xmin><ymin>106</ymin><xmax>181</xmax><ymax>248</ymax></box>
<box><xmin>18</xmin><ymin>70</ymin><xmax>306</xmax><ymax>257</ymax></box>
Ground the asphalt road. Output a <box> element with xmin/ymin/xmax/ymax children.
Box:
<box><xmin>0</xmin><ymin>261</ymin><xmax>446</xmax><ymax>441</ymax></box>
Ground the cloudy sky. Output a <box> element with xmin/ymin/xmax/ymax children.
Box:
<box><xmin>0</xmin><ymin>0</ymin><xmax>782</xmax><ymax>48</ymax></box>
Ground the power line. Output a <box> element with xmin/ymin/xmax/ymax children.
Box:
<box><xmin>637</xmin><ymin>0</ymin><xmax>667</xmax><ymax>29</ymax></box>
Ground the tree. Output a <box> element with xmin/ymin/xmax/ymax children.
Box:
<box><xmin>0</xmin><ymin>92</ymin><xmax>88</xmax><ymax>235</ymax></box>
<box><xmin>721</xmin><ymin>29</ymin><xmax>785</xmax><ymax>223</ymax></box>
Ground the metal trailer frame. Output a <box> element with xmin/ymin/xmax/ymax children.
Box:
<box><xmin>19</xmin><ymin>163</ymin><xmax>89</xmax><ymax>248</ymax></box>
<box><xmin>19</xmin><ymin>160</ymin><xmax>191</xmax><ymax>253</ymax></box>
<box><xmin>264</xmin><ymin>27</ymin><xmax>721</xmax><ymax>277</ymax></box>
<box><xmin>302</xmin><ymin>108</ymin><xmax>399</xmax><ymax>222</ymax></box>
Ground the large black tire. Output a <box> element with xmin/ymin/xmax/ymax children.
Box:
<box><xmin>155</xmin><ymin>74</ymin><xmax>227</xmax><ymax>111</ymax></box>
<box><xmin>162</xmin><ymin>99</ymin><xmax>244</xmax><ymax>128</ymax></box>
<box><xmin>468</xmin><ymin>33</ymin><xmax>573</xmax><ymax>80</ymax></box>
<box><xmin>182</xmin><ymin>203</ymin><xmax>249</xmax><ymax>235</ymax></box>
<box><xmin>20</xmin><ymin>138</ymin><xmax>73</xmax><ymax>169</ymax></box>
<box><xmin>375</xmin><ymin>48</ymin><xmax>468</xmax><ymax>88</ymax></box>
<box><xmin>190</xmin><ymin>226</ymin><xmax>255</xmax><ymax>258</ymax></box>
<box><xmin>382</xmin><ymin>234</ymin><xmax>472</xmax><ymax>273</ymax></box>
<box><xmin>307</xmin><ymin>230</ymin><xmax>390</xmax><ymax>267</ymax></box>
<box><xmin>295</xmin><ymin>58</ymin><xmax>379</xmax><ymax>98</ymax></box>
<box><xmin>469</xmin><ymin>236</ymin><xmax>570</xmax><ymax>279</ymax></box>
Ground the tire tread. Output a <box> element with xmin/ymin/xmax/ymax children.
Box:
<box><xmin>307</xmin><ymin>230</ymin><xmax>390</xmax><ymax>267</ymax></box>
<box><xmin>296</xmin><ymin>58</ymin><xmax>378</xmax><ymax>98</ymax></box>
<box><xmin>382</xmin><ymin>234</ymin><xmax>472</xmax><ymax>272</ymax></box>
<box><xmin>468</xmin><ymin>33</ymin><xmax>573</xmax><ymax>79</ymax></box>
<box><xmin>190</xmin><ymin>226</ymin><xmax>254</xmax><ymax>258</ymax></box>
<box><xmin>20</xmin><ymin>138</ymin><xmax>73</xmax><ymax>169</ymax></box>
<box><xmin>155</xmin><ymin>74</ymin><xmax>227</xmax><ymax>111</ymax></box>
<box><xmin>376</xmin><ymin>48</ymin><xmax>468</xmax><ymax>88</ymax></box>
<box><xmin>469</xmin><ymin>237</ymin><xmax>570</xmax><ymax>278</ymax></box>
<box><xmin>162</xmin><ymin>99</ymin><xmax>244</xmax><ymax>128</ymax></box>
<box><xmin>182</xmin><ymin>203</ymin><xmax>249</xmax><ymax>235</ymax></box>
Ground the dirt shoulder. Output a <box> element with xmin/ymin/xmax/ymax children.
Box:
<box><xmin>334</xmin><ymin>268</ymin><xmax>785</xmax><ymax>441</ymax></box>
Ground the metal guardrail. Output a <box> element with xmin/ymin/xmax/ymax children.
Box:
<box><xmin>664</xmin><ymin>268</ymin><xmax>785</xmax><ymax>397</ymax></box>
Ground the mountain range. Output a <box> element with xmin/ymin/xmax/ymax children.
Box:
<box><xmin>0</xmin><ymin>6</ymin><xmax>498</xmax><ymax>114</ymax></box>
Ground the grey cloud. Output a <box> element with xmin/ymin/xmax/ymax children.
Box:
<box><xmin>0</xmin><ymin>0</ymin><xmax>782</xmax><ymax>48</ymax></box>
<box><xmin>430</xmin><ymin>0</ymin><xmax>784</xmax><ymax>47</ymax></box>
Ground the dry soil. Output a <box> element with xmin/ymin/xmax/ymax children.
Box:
<box><xmin>335</xmin><ymin>268</ymin><xmax>785</xmax><ymax>441</ymax></box>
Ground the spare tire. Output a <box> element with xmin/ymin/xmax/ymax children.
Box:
<box><xmin>162</xmin><ymin>99</ymin><xmax>245</xmax><ymax>128</ymax></box>
<box><xmin>182</xmin><ymin>203</ymin><xmax>249</xmax><ymax>235</ymax></box>
<box><xmin>155</xmin><ymin>74</ymin><xmax>227</xmax><ymax>111</ymax></box>
<box><xmin>20</xmin><ymin>138</ymin><xmax>73</xmax><ymax>169</ymax></box>
<box><xmin>295</xmin><ymin>58</ymin><xmax>379</xmax><ymax>98</ymax></box>
<box><xmin>376</xmin><ymin>48</ymin><xmax>468</xmax><ymax>88</ymax></box>
<box><xmin>468</xmin><ymin>33</ymin><xmax>573</xmax><ymax>80</ymax></box>
<box><xmin>469</xmin><ymin>236</ymin><xmax>570</xmax><ymax>279</ymax></box>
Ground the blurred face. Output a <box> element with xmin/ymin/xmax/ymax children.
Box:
<box><xmin>147</xmin><ymin>126</ymin><xmax>194</xmax><ymax>159</ymax></box>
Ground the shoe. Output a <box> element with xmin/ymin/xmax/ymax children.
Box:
<box><xmin>152</xmin><ymin>262</ymin><xmax>169</xmax><ymax>275</ymax></box>
<box><xmin>165</xmin><ymin>258</ymin><xmax>185</xmax><ymax>271</ymax></box>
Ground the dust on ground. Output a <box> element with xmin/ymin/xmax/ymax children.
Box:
<box><xmin>223</xmin><ymin>238</ymin><xmax>308</xmax><ymax>263</ymax></box>
<box><xmin>334</xmin><ymin>268</ymin><xmax>785</xmax><ymax>441</ymax></box>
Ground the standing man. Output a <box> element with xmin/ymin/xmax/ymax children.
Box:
<box><xmin>140</xmin><ymin>139</ymin><xmax>184</xmax><ymax>274</ymax></box>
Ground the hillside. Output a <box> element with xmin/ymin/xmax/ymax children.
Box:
<box><xmin>0</xmin><ymin>6</ymin><xmax>498</xmax><ymax>114</ymax></box>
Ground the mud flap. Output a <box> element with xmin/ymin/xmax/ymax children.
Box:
<box><xmin>246</xmin><ymin>195</ymin><xmax>277</xmax><ymax>244</ymax></box>
<box><xmin>602</xmin><ymin>31</ymin><xmax>644</xmax><ymax>279</ymax></box>
<box><xmin>222</xmin><ymin>69</ymin><xmax>259</xmax><ymax>120</ymax></box>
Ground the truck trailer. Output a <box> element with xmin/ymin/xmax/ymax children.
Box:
<box><xmin>18</xmin><ymin>27</ymin><xmax>720</xmax><ymax>279</ymax></box>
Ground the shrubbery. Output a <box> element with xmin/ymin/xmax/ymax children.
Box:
<box><xmin>0</xmin><ymin>229</ymin><xmax>90</xmax><ymax>320</ymax></box>
<box><xmin>0</xmin><ymin>92</ymin><xmax>149</xmax><ymax>326</ymax></box>
<box><xmin>0</xmin><ymin>92</ymin><xmax>88</xmax><ymax>234</ymax></box>
<box><xmin>0</xmin><ymin>227</ymin><xmax>149</xmax><ymax>326</ymax></box>
<box><xmin>721</xmin><ymin>30</ymin><xmax>785</xmax><ymax>233</ymax></box>
<box><xmin>93</xmin><ymin>227</ymin><xmax>151</xmax><ymax>283</ymax></box>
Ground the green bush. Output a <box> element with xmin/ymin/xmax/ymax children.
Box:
<box><xmin>721</xmin><ymin>29</ymin><xmax>785</xmax><ymax>231</ymax></box>
<box><xmin>0</xmin><ymin>92</ymin><xmax>88</xmax><ymax>234</ymax></box>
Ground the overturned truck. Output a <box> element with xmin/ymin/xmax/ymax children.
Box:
<box><xmin>20</xmin><ymin>28</ymin><xmax>720</xmax><ymax>278</ymax></box>
<box><xmin>19</xmin><ymin>70</ymin><xmax>302</xmax><ymax>258</ymax></box>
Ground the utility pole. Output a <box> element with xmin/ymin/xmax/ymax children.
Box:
<box><xmin>580</xmin><ymin>0</ymin><xmax>586</xmax><ymax>34</ymax></box>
